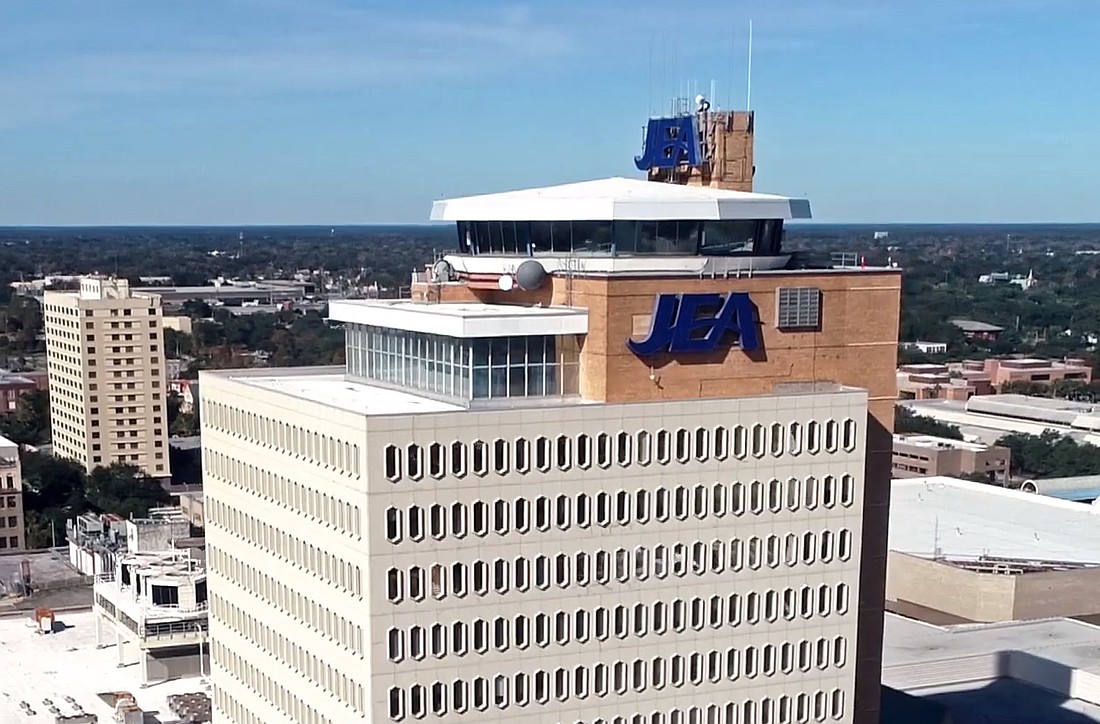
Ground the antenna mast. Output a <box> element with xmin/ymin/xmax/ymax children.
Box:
<box><xmin>746</xmin><ymin>19</ymin><xmax>754</xmax><ymax>110</ymax></box>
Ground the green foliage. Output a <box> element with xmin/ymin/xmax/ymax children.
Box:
<box><xmin>86</xmin><ymin>463</ymin><xmax>172</xmax><ymax>519</ymax></box>
<box><xmin>998</xmin><ymin>431</ymin><xmax>1100</xmax><ymax>478</ymax></box>
<box><xmin>0</xmin><ymin>388</ymin><xmax>50</xmax><ymax>445</ymax></box>
<box><xmin>0</xmin><ymin>296</ymin><xmax>43</xmax><ymax>355</ymax></box>
<box><xmin>895</xmin><ymin>408</ymin><xmax>963</xmax><ymax>440</ymax></box>
<box><xmin>18</xmin><ymin>451</ymin><xmax>173</xmax><ymax>548</ymax></box>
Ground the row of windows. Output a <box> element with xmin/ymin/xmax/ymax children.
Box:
<box><xmin>204</xmin><ymin>400</ymin><xmax>361</xmax><ymax>478</ymax></box>
<box><xmin>213</xmin><ymin>641</ymin><xmax>340</xmax><ymax>724</ymax></box>
<box><xmin>212</xmin><ymin>593</ymin><xmax>365</xmax><ymax>715</ymax></box>
<box><xmin>386</xmin><ymin>642</ymin><xmax>847</xmax><ymax>719</ymax></box>
<box><xmin>384</xmin><ymin>532</ymin><xmax>854</xmax><ymax>603</ymax></box>
<box><xmin>383</xmin><ymin>419</ymin><xmax>859</xmax><ymax>482</ymax></box>
<box><xmin>386</xmin><ymin>585</ymin><xmax>851</xmax><ymax>662</ymax></box>
<box><xmin>208</xmin><ymin>545</ymin><xmax>365</xmax><ymax>659</ymax></box>
<box><xmin>205</xmin><ymin>449</ymin><xmax>361</xmax><ymax>540</ymax></box>
<box><xmin>207</xmin><ymin>498</ymin><xmax>362</xmax><ymax>599</ymax></box>
<box><xmin>576</xmin><ymin>693</ymin><xmax>846</xmax><ymax>724</ymax></box>
<box><xmin>384</xmin><ymin>476</ymin><xmax>856</xmax><ymax>543</ymax></box>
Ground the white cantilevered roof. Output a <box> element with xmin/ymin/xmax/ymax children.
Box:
<box><xmin>430</xmin><ymin>177</ymin><xmax>812</xmax><ymax>222</ymax></box>
<box><xmin>329</xmin><ymin>299</ymin><xmax>589</xmax><ymax>338</ymax></box>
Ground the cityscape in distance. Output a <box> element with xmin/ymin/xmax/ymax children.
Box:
<box><xmin>3</xmin><ymin>3</ymin><xmax>1100</xmax><ymax>724</ymax></box>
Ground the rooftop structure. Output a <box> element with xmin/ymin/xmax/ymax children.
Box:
<box><xmin>0</xmin><ymin>608</ymin><xmax>210</xmax><ymax>724</ymax></box>
<box><xmin>887</xmin><ymin>476</ymin><xmax>1100</xmax><ymax>622</ymax></box>
<box><xmin>93</xmin><ymin>548</ymin><xmax>208</xmax><ymax>686</ymax></box>
<box><xmin>883</xmin><ymin>612</ymin><xmax>1100</xmax><ymax>723</ymax></box>
<box><xmin>638</xmin><ymin>105</ymin><xmax>756</xmax><ymax>191</ymax></box>
<box><xmin>896</xmin><ymin>363</ymin><xmax>991</xmax><ymax>402</ymax></box>
<box><xmin>899</xmin><ymin>341</ymin><xmax>947</xmax><ymax>355</ymax></box>
<box><xmin>966</xmin><ymin>393</ymin><xmax>1100</xmax><ymax>431</ymax></box>
<box><xmin>1021</xmin><ymin>474</ymin><xmax>1100</xmax><ymax>502</ymax></box>
<box><xmin>133</xmin><ymin>279</ymin><xmax>308</xmax><ymax>306</ymax></box>
<box><xmin>891</xmin><ymin>434</ymin><xmax>1009</xmax><ymax>484</ymax></box>
<box><xmin>949</xmin><ymin>319</ymin><xmax>1004</xmax><ymax>341</ymax></box>
<box><xmin>67</xmin><ymin>507</ymin><xmax>192</xmax><ymax>576</ymax></box>
<box><xmin>984</xmin><ymin>357</ymin><xmax>1091</xmax><ymax>388</ymax></box>
<box><xmin>898</xmin><ymin>398</ymin><xmax>1098</xmax><ymax>446</ymax></box>
<box><xmin>202</xmin><ymin>176</ymin><xmax>902</xmax><ymax>724</ymax></box>
<box><xmin>429</xmin><ymin>176</ymin><xmax>810</xmax><ymax>222</ymax></box>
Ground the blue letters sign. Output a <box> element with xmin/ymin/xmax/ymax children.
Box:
<box><xmin>629</xmin><ymin>293</ymin><xmax>760</xmax><ymax>356</ymax></box>
<box><xmin>634</xmin><ymin>116</ymin><xmax>702</xmax><ymax>171</ymax></box>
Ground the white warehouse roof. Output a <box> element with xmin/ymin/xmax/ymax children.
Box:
<box><xmin>890</xmin><ymin>476</ymin><xmax>1100</xmax><ymax>564</ymax></box>
<box><xmin>430</xmin><ymin>177</ymin><xmax>812</xmax><ymax>222</ymax></box>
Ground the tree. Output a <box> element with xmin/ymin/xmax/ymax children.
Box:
<box><xmin>85</xmin><ymin>463</ymin><xmax>172</xmax><ymax>519</ymax></box>
<box><xmin>0</xmin><ymin>388</ymin><xmax>50</xmax><ymax>445</ymax></box>
<box><xmin>998</xmin><ymin>431</ymin><xmax>1100</xmax><ymax>478</ymax></box>
<box><xmin>895</xmin><ymin>408</ymin><xmax>963</xmax><ymax>440</ymax></box>
<box><xmin>19</xmin><ymin>451</ymin><xmax>86</xmax><ymax>546</ymax></box>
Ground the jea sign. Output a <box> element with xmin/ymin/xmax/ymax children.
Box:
<box><xmin>634</xmin><ymin>116</ymin><xmax>702</xmax><ymax>171</ymax></box>
<box><xmin>628</xmin><ymin>293</ymin><xmax>760</xmax><ymax>356</ymax></box>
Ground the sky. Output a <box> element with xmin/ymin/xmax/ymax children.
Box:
<box><xmin>1</xmin><ymin>0</ymin><xmax>1099</xmax><ymax>225</ymax></box>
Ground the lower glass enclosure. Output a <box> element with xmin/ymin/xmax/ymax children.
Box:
<box><xmin>346</xmin><ymin>323</ymin><xmax>580</xmax><ymax>401</ymax></box>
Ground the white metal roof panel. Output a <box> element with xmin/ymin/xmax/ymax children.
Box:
<box><xmin>430</xmin><ymin>177</ymin><xmax>812</xmax><ymax>221</ymax></box>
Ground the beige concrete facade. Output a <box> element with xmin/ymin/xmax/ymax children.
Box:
<box><xmin>202</xmin><ymin>367</ymin><xmax>868</xmax><ymax>724</ymax></box>
<box><xmin>45</xmin><ymin>277</ymin><xmax>171</xmax><ymax>478</ymax></box>
<box><xmin>0</xmin><ymin>435</ymin><xmax>26</xmax><ymax>551</ymax></box>
<box><xmin>887</xmin><ymin>551</ymin><xmax>1100</xmax><ymax>623</ymax></box>
<box><xmin>891</xmin><ymin>435</ymin><xmax>1010</xmax><ymax>484</ymax></box>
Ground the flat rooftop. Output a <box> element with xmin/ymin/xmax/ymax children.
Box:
<box><xmin>226</xmin><ymin>368</ymin><xmax>465</xmax><ymax>416</ymax></box>
<box><xmin>0</xmin><ymin>609</ymin><xmax>207</xmax><ymax>724</ymax></box>
<box><xmin>899</xmin><ymin>399</ymin><xmax>1094</xmax><ymax>444</ymax></box>
<box><xmin>894</xmin><ymin>434</ymin><xmax>993</xmax><ymax>452</ymax></box>
<box><xmin>883</xmin><ymin>612</ymin><xmax>1100</xmax><ymax>723</ymax></box>
<box><xmin>329</xmin><ymin>299</ymin><xmax>590</xmax><ymax>337</ymax></box>
<box><xmin>890</xmin><ymin>476</ymin><xmax>1100</xmax><ymax>563</ymax></box>
<box><xmin>430</xmin><ymin>176</ymin><xmax>812</xmax><ymax>222</ymax></box>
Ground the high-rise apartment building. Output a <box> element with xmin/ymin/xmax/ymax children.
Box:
<box><xmin>202</xmin><ymin>178</ymin><xmax>900</xmax><ymax>724</ymax></box>
<box><xmin>45</xmin><ymin>277</ymin><xmax>171</xmax><ymax>479</ymax></box>
<box><xmin>0</xmin><ymin>434</ymin><xmax>26</xmax><ymax>551</ymax></box>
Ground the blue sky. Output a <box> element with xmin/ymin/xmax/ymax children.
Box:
<box><xmin>1</xmin><ymin>0</ymin><xmax>1098</xmax><ymax>225</ymax></box>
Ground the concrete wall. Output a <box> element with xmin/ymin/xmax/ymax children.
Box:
<box><xmin>1012</xmin><ymin>566</ymin><xmax>1100</xmax><ymax>620</ymax></box>
<box><xmin>886</xmin><ymin>552</ymin><xmax>1015</xmax><ymax>622</ymax></box>
<box><xmin>888</xmin><ymin>551</ymin><xmax>1100</xmax><ymax>623</ymax></box>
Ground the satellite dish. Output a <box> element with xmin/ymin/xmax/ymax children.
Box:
<box><xmin>498</xmin><ymin>274</ymin><xmax>515</xmax><ymax>291</ymax></box>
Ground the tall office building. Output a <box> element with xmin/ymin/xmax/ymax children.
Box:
<box><xmin>0</xmin><ymin>434</ymin><xmax>26</xmax><ymax>551</ymax></box>
<box><xmin>44</xmin><ymin>277</ymin><xmax>171</xmax><ymax>479</ymax></box>
<box><xmin>202</xmin><ymin>178</ymin><xmax>900</xmax><ymax>724</ymax></box>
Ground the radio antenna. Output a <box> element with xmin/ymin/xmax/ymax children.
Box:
<box><xmin>746</xmin><ymin>19</ymin><xmax>754</xmax><ymax>110</ymax></box>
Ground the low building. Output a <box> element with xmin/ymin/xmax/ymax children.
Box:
<box><xmin>899</xmin><ymin>341</ymin><xmax>948</xmax><ymax>355</ymax></box>
<box><xmin>892</xmin><ymin>434</ymin><xmax>1010</xmax><ymax>483</ymax></box>
<box><xmin>896</xmin><ymin>363</ymin><xmax>992</xmax><ymax>401</ymax></box>
<box><xmin>0</xmin><ymin>369</ymin><xmax>47</xmax><ymax>412</ymax></box>
<box><xmin>950</xmin><ymin>318</ymin><xmax>1004</xmax><ymax>341</ymax></box>
<box><xmin>884</xmin><ymin>612</ymin><xmax>1100</xmax><ymax>723</ymax></box>
<box><xmin>888</xmin><ymin>476</ymin><xmax>1100</xmax><ymax>623</ymax></box>
<box><xmin>169</xmin><ymin>379</ymin><xmax>200</xmax><ymax>413</ymax></box>
<box><xmin>93</xmin><ymin>549</ymin><xmax>208</xmax><ymax>686</ymax></box>
<box><xmin>161</xmin><ymin>315</ymin><xmax>193</xmax><ymax>334</ymax></box>
<box><xmin>0</xmin><ymin>434</ymin><xmax>25</xmax><ymax>551</ymax></box>
<box><xmin>176</xmin><ymin>491</ymin><xmax>204</xmax><ymax>529</ymax></box>
<box><xmin>985</xmin><ymin>357</ymin><xmax>1092</xmax><ymax>388</ymax></box>
<box><xmin>67</xmin><ymin>507</ymin><xmax>193</xmax><ymax>576</ymax></box>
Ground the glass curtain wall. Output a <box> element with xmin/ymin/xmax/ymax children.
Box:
<box><xmin>456</xmin><ymin>220</ymin><xmax>783</xmax><ymax>256</ymax></box>
<box><xmin>346</xmin><ymin>323</ymin><xmax>579</xmax><ymax>401</ymax></box>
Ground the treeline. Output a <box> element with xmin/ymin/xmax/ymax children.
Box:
<box><xmin>21</xmin><ymin>456</ymin><xmax>172</xmax><ymax>548</ymax></box>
